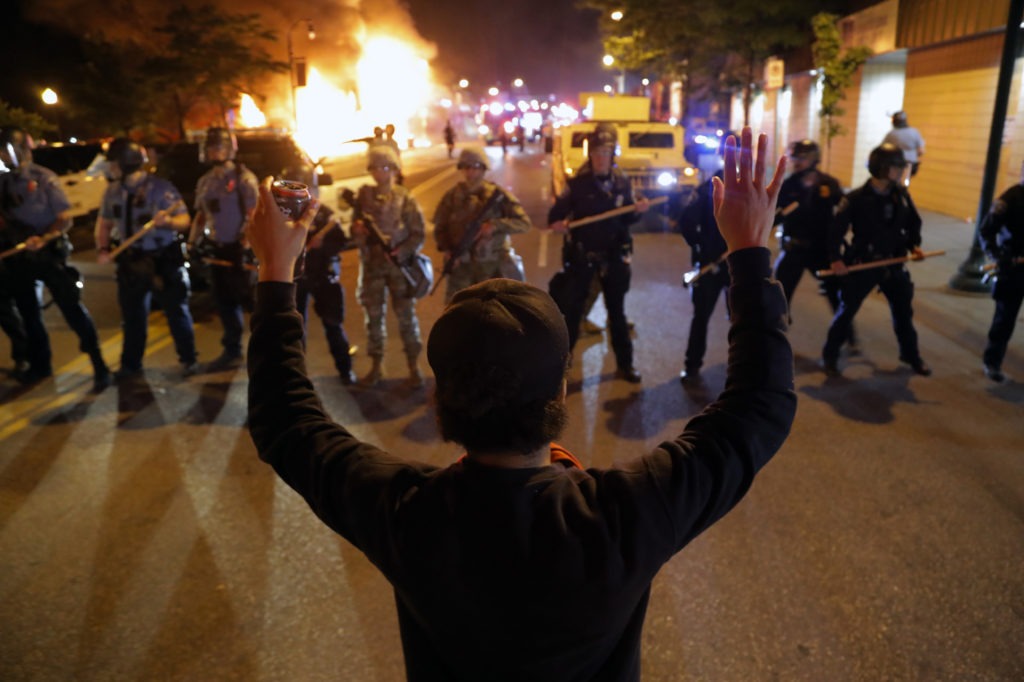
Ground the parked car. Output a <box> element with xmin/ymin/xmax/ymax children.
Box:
<box><xmin>31</xmin><ymin>142</ymin><xmax>107</xmax><ymax>225</ymax></box>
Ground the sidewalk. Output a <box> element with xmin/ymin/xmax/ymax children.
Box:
<box><xmin>882</xmin><ymin>209</ymin><xmax>1020</xmax><ymax>378</ymax></box>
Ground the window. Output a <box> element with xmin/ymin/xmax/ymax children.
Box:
<box><xmin>627</xmin><ymin>132</ymin><xmax>674</xmax><ymax>149</ymax></box>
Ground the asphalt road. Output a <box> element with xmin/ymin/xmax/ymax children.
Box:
<box><xmin>0</xmin><ymin>142</ymin><xmax>1021</xmax><ymax>681</ymax></box>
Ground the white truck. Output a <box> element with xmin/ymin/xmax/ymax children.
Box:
<box><xmin>551</xmin><ymin>95</ymin><xmax>700</xmax><ymax>205</ymax></box>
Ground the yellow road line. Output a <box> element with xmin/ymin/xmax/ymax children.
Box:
<box><xmin>0</xmin><ymin>317</ymin><xmax>174</xmax><ymax>440</ymax></box>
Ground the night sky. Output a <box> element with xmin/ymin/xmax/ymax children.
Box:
<box><xmin>2</xmin><ymin>0</ymin><xmax>606</xmax><ymax>114</ymax></box>
<box><xmin>404</xmin><ymin>0</ymin><xmax>606</xmax><ymax>99</ymax></box>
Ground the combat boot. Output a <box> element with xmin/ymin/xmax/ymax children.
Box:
<box><xmin>360</xmin><ymin>356</ymin><xmax>383</xmax><ymax>387</ymax></box>
<box><xmin>406</xmin><ymin>355</ymin><xmax>424</xmax><ymax>389</ymax></box>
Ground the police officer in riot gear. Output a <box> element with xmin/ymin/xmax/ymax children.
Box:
<box><xmin>0</xmin><ymin>126</ymin><xmax>111</xmax><ymax>391</ymax></box>
<box><xmin>978</xmin><ymin>160</ymin><xmax>1024</xmax><ymax>383</ymax></box>
<box><xmin>95</xmin><ymin>137</ymin><xmax>198</xmax><ymax>380</ymax></box>
<box><xmin>821</xmin><ymin>143</ymin><xmax>931</xmax><ymax>378</ymax></box>
<box><xmin>676</xmin><ymin>168</ymin><xmax>729</xmax><ymax>384</ymax></box>
<box><xmin>547</xmin><ymin>123</ymin><xmax>649</xmax><ymax>383</ymax></box>
<box><xmin>0</xmin><ymin>131</ymin><xmax>32</xmax><ymax>380</ymax></box>
<box><xmin>297</xmin><ymin>205</ymin><xmax>357</xmax><ymax>385</ymax></box>
<box><xmin>189</xmin><ymin>126</ymin><xmax>258</xmax><ymax>370</ymax></box>
<box><xmin>773</xmin><ymin>139</ymin><xmax>854</xmax><ymax>347</ymax></box>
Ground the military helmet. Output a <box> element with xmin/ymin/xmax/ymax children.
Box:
<box><xmin>867</xmin><ymin>143</ymin><xmax>906</xmax><ymax>179</ymax></box>
<box><xmin>892</xmin><ymin>111</ymin><xmax>908</xmax><ymax>128</ymax></box>
<box><xmin>458</xmin><ymin>146</ymin><xmax>489</xmax><ymax>170</ymax></box>
<box><xmin>106</xmin><ymin>137</ymin><xmax>149</xmax><ymax>175</ymax></box>
<box><xmin>201</xmin><ymin>126</ymin><xmax>237</xmax><ymax>162</ymax></box>
<box><xmin>788</xmin><ymin>139</ymin><xmax>820</xmax><ymax>163</ymax></box>
<box><xmin>588</xmin><ymin>123</ymin><xmax>618</xmax><ymax>156</ymax></box>
<box><xmin>0</xmin><ymin>126</ymin><xmax>33</xmax><ymax>170</ymax></box>
<box><xmin>367</xmin><ymin>145</ymin><xmax>401</xmax><ymax>170</ymax></box>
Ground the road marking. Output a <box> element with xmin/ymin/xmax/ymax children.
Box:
<box><xmin>0</xmin><ymin>318</ymin><xmax>174</xmax><ymax>440</ymax></box>
<box><xmin>410</xmin><ymin>165</ymin><xmax>457</xmax><ymax>199</ymax></box>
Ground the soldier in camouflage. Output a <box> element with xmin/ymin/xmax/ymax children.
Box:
<box><xmin>432</xmin><ymin>146</ymin><xmax>531</xmax><ymax>303</ymax></box>
<box><xmin>352</xmin><ymin>146</ymin><xmax>427</xmax><ymax>388</ymax></box>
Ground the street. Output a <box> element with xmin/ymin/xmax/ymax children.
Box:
<box><xmin>1</xmin><ymin>142</ymin><xmax>1022</xmax><ymax>681</ymax></box>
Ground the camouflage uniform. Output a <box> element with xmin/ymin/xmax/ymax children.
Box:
<box><xmin>432</xmin><ymin>180</ymin><xmax>530</xmax><ymax>302</ymax></box>
<box><xmin>355</xmin><ymin>183</ymin><xmax>426</xmax><ymax>364</ymax></box>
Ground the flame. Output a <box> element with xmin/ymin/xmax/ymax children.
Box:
<box><xmin>237</xmin><ymin>93</ymin><xmax>267</xmax><ymax>128</ymax></box>
<box><xmin>289</xmin><ymin>33</ymin><xmax>437</xmax><ymax>160</ymax></box>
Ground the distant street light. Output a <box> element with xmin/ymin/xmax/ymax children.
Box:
<box><xmin>41</xmin><ymin>87</ymin><xmax>62</xmax><ymax>141</ymax></box>
<box><xmin>602</xmin><ymin>56</ymin><xmax>625</xmax><ymax>94</ymax></box>
<box><xmin>513</xmin><ymin>77</ymin><xmax>524</xmax><ymax>88</ymax></box>
<box><xmin>458</xmin><ymin>78</ymin><xmax>469</xmax><ymax>89</ymax></box>
<box><xmin>287</xmin><ymin>18</ymin><xmax>315</xmax><ymax>132</ymax></box>
<box><xmin>488</xmin><ymin>86</ymin><xmax>499</xmax><ymax>97</ymax></box>
<box><xmin>610</xmin><ymin>10</ymin><xmax>624</xmax><ymax>21</ymax></box>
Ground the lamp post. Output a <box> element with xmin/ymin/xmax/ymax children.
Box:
<box><xmin>41</xmin><ymin>87</ymin><xmax>62</xmax><ymax>142</ymax></box>
<box><xmin>603</xmin><ymin>55</ymin><xmax>625</xmax><ymax>95</ymax></box>
<box><xmin>287</xmin><ymin>18</ymin><xmax>315</xmax><ymax>132</ymax></box>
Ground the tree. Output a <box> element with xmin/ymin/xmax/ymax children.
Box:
<box><xmin>0</xmin><ymin>100</ymin><xmax>57</xmax><ymax>139</ymax></box>
<box><xmin>581</xmin><ymin>0</ymin><xmax>858</xmax><ymax>125</ymax></box>
<box><xmin>146</xmin><ymin>5</ymin><xmax>286</xmax><ymax>140</ymax></box>
<box><xmin>812</xmin><ymin>12</ymin><xmax>872</xmax><ymax>167</ymax></box>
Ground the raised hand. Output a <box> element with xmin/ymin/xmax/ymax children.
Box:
<box><xmin>250</xmin><ymin>176</ymin><xmax>319</xmax><ymax>283</ymax></box>
<box><xmin>711</xmin><ymin>127</ymin><xmax>785</xmax><ymax>253</ymax></box>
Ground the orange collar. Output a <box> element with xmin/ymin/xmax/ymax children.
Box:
<box><xmin>459</xmin><ymin>442</ymin><xmax>583</xmax><ymax>469</ymax></box>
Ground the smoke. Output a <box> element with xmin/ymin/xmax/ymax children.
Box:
<box><xmin>24</xmin><ymin>0</ymin><xmax>437</xmax><ymax>115</ymax></box>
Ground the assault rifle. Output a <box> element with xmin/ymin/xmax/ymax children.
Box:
<box><xmin>340</xmin><ymin>188</ymin><xmax>430</xmax><ymax>297</ymax></box>
<box><xmin>430</xmin><ymin>187</ymin><xmax>507</xmax><ymax>296</ymax></box>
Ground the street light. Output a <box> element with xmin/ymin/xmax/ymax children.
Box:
<box><xmin>602</xmin><ymin>56</ymin><xmax>625</xmax><ymax>94</ymax></box>
<box><xmin>610</xmin><ymin>10</ymin><xmax>624</xmax><ymax>21</ymax></box>
<box><xmin>458</xmin><ymin>78</ymin><xmax>470</xmax><ymax>89</ymax></box>
<box><xmin>287</xmin><ymin>18</ymin><xmax>315</xmax><ymax>132</ymax></box>
<box><xmin>513</xmin><ymin>77</ymin><xmax>524</xmax><ymax>89</ymax></box>
<box><xmin>41</xmin><ymin>87</ymin><xmax>62</xmax><ymax>141</ymax></box>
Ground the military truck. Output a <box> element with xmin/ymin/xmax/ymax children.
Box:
<box><xmin>551</xmin><ymin>95</ymin><xmax>700</xmax><ymax>206</ymax></box>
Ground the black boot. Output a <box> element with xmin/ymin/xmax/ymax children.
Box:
<box><xmin>89</xmin><ymin>350</ymin><xmax>112</xmax><ymax>393</ymax></box>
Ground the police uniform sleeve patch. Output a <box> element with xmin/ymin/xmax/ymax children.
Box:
<box><xmin>819</xmin><ymin>185</ymin><xmax>830</xmax><ymax>198</ymax></box>
<box><xmin>992</xmin><ymin>199</ymin><xmax>1008</xmax><ymax>215</ymax></box>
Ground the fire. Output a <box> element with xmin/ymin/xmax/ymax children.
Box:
<box><xmin>290</xmin><ymin>33</ymin><xmax>436</xmax><ymax>160</ymax></box>
<box><xmin>237</xmin><ymin>93</ymin><xmax>267</xmax><ymax>128</ymax></box>
<box><xmin>230</xmin><ymin>34</ymin><xmax>438</xmax><ymax>162</ymax></box>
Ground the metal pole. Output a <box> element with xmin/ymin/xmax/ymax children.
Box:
<box><xmin>287</xmin><ymin>22</ymin><xmax>296</xmax><ymax>132</ymax></box>
<box><xmin>950</xmin><ymin>0</ymin><xmax>1024</xmax><ymax>292</ymax></box>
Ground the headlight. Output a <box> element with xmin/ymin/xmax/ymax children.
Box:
<box><xmin>656</xmin><ymin>171</ymin><xmax>676</xmax><ymax>187</ymax></box>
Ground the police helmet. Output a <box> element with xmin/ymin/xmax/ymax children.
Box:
<box><xmin>788</xmin><ymin>139</ymin><xmax>820</xmax><ymax>163</ymax></box>
<box><xmin>588</xmin><ymin>123</ymin><xmax>618</xmax><ymax>156</ymax></box>
<box><xmin>867</xmin><ymin>143</ymin><xmax>906</xmax><ymax>179</ymax></box>
<box><xmin>892</xmin><ymin>111</ymin><xmax>908</xmax><ymax>128</ymax></box>
<box><xmin>106</xmin><ymin>137</ymin><xmax>149</xmax><ymax>175</ymax></box>
<box><xmin>0</xmin><ymin>127</ymin><xmax>33</xmax><ymax>171</ymax></box>
<box><xmin>201</xmin><ymin>126</ymin><xmax>237</xmax><ymax>162</ymax></box>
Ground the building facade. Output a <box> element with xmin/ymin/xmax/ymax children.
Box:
<box><xmin>734</xmin><ymin>0</ymin><xmax>1022</xmax><ymax>223</ymax></box>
